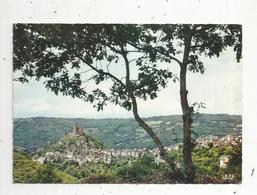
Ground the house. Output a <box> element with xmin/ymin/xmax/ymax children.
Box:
<box><xmin>34</xmin><ymin>156</ymin><xmax>46</xmax><ymax>164</ymax></box>
<box><xmin>219</xmin><ymin>155</ymin><xmax>231</xmax><ymax>168</ymax></box>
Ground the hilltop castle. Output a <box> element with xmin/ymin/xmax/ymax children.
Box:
<box><xmin>71</xmin><ymin>125</ymin><xmax>84</xmax><ymax>136</ymax></box>
<box><xmin>65</xmin><ymin>125</ymin><xmax>84</xmax><ymax>136</ymax></box>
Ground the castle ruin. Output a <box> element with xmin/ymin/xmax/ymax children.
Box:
<box><xmin>72</xmin><ymin>125</ymin><xmax>84</xmax><ymax>136</ymax></box>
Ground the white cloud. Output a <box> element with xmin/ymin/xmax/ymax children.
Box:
<box><xmin>14</xmin><ymin>98</ymin><xmax>52</xmax><ymax>113</ymax></box>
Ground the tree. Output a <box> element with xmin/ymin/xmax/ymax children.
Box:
<box><xmin>13</xmin><ymin>24</ymin><xmax>242</xmax><ymax>183</ymax></box>
<box><xmin>13</xmin><ymin>24</ymin><xmax>181</xmax><ymax>180</ymax></box>
<box><xmin>142</xmin><ymin>24</ymin><xmax>242</xmax><ymax>183</ymax></box>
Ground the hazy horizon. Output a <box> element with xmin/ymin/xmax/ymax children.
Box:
<box><xmin>13</xmin><ymin>112</ymin><xmax>242</xmax><ymax>120</ymax></box>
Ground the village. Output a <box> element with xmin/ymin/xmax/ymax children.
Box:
<box><xmin>33</xmin><ymin>126</ymin><xmax>242</xmax><ymax>170</ymax></box>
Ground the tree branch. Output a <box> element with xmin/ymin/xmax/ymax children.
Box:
<box><xmin>79</xmin><ymin>57</ymin><xmax>126</xmax><ymax>88</ymax></box>
<box><xmin>182</xmin><ymin>25</ymin><xmax>194</xmax><ymax>67</ymax></box>
<box><xmin>127</xmin><ymin>40</ymin><xmax>182</xmax><ymax>65</ymax></box>
<box><xmin>81</xmin><ymin>75</ymin><xmax>96</xmax><ymax>84</ymax></box>
<box><xmin>101</xmin><ymin>42</ymin><xmax>122</xmax><ymax>54</ymax></box>
<box><xmin>126</xmin><ymin>50</ymin><xmax>145</xmax><ymax>53</ymax></box>
<box><xmin>167</xmin><ymin>54</ymin><xmax>182</xmax><ymax>65</ymax></box>
<box><xmin>79</xmin><ymin>69</ymin><xmax>94</xmax><ymax>75</ymax></box>
<box><xmin>120</xmin><ymin>49</ymin><xmax>177</xmax><ymax>172</ymax></box>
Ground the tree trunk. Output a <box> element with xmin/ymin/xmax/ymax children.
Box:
<box><xmin>121</xmin><ymin>50</ymin><xmax>182</xmax><ymax>181</ymax></box>
<box><xmin>129</xmin><ymin>92</ymin><xmax>184</xmax><ymax>181</ymax></box>
<box><xmin>180</xmin><ymin>67</ymin><xmax>195</xmax><ymax>183</ymax></box>
<box><xmin>179</xmin><ymin>25</ymin><xmax>195</xmax><ymax>183</ymax></box>
<box><xmin>130</xmin><ymin>94</ymin><xmax>176</xmax><ymax>171</ymax></box>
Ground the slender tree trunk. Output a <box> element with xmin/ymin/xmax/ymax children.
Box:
<box><xmin>179</xmin><ymin>67</ymin><xmax>195</xmax><ymax>183</ymax></box>
<box><xmin>121</xmin><ymin>50</ymin><xmax>182</xmax><ymax>180</ymax></box>
<box><xmin>179</xmin><ymin>25</ymin><xmax>195</xmax><ymax>183</ymax></box>
<box><xmin>130</xmin><ymin>93</ymin><xmax>176</xmax><ymax>171</ymax></box>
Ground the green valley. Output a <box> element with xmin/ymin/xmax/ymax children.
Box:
<box><xmin>13</xmin><ymin>114</ymin><xmax>242</xmax><ymax>153</ymax></box>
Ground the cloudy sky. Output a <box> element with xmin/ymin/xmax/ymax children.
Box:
<box><xmin>13</xmin><ymin>48</ymin><xmax>242</xmax><ymax>118</ymax></box>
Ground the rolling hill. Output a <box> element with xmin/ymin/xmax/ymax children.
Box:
<box><xmin>13</xmin><ymin>114</ymin><xmax>242</xmax><ymax>153</ymax></box>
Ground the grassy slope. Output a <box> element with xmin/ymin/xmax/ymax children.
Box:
<box><xmin>13</xmin><ymin>150</ymin><xmax>78</xmax><ymax>183</ymax></box>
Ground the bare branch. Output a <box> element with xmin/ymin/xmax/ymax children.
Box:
<box><xmin>129</xmin><ymin>57</ymin><xmax>139</xmax><ymax>63</ymax></box>
<box><xmin>155</xmin><ymin>30</ymin><xmax>164</xmax><ymax>48</ymax></box>
<box><xmin>126</xmin><ymin>50</ymin><xmax>145</xmax><ymax>53</ymax></box>
<box><xmin>79</xmin><ymin>69</ymin><xmax>94</xmax><ymax>75</ymax></box>
<box><xmin>99</xmin><ymin>61</ymin><xmax>103</xmax><ymax>70</ymax></box>
<box><xmin>106</xmin><ymin>61</ymin><xmax>112</xmax><ymax>73</ymax></box>
<box><xmin>101</xmin><ymin>42</ymin><xmax>122</xmax><ymax>54</ymax></box>
<box><xmin>155</xmin><ymin>53</ymin><xmax>182</xmax><ymax>66</ymax></box>
<box><xmin>167</xmin><ymin>54</ymin><xmax>182</xmax><ymax>65</ymax></box>
<box><xmin>78</xmin><ymin>57</ymin><xmax>126</xmax><ymax>88</ymax></box>
<box><xmin>81</xmin><ymin>75</ymin><xmax>96</xmax><ymax>84</ymax></box>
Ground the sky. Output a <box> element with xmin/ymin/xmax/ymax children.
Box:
<box><xmin>13</xmin><ymin>48</ymin><xmax>242</xmax><ymax>118</ymax></box>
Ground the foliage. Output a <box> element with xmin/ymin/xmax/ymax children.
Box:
<box><xmin>116</xmin><ymin>154</ymin><xmax>160</xmax><ymax>182</ymax></box>
<box><xmin>13</xmin><ymin>150</ymin><xmax>78</xmax><ymax>183</ymax></box>
<box><xmin>150</xmin><ymin>24</ymin><xmax>242</xmax><ymax>70</ymax></box>
<box><xmin>148</xmin><ymin>144</ymin><xmax>242</xmax><ymax>184</ymax></box>
<box><xmin>50</xmin><ymin>154</ymin><xmax>173</xmax><ymax>184</ymax></box>
<box><xmin>13</xmin><ymin>24</ymin><xmax>176</xmax><ymax>111</ymax></box>
<box><xmin>168</xmin><ymin>145</ymin><xmax>242</xmax><ymax>183</ymax></box>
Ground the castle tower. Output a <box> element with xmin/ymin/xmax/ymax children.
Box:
<box><xmin>73</xmin><ymin>125</ymin><xmax>83</xmax><ymax>136</ymax></box>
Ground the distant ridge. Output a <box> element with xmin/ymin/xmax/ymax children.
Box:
<box><xmin>14</xmin><ymin>113</ymin><xmax>242</xmax><ymax>120</ymax></box>
<box><xmin>13</xmin><ymin>114</ymin><xmax>242</xmax><ymax>153</ymax></box>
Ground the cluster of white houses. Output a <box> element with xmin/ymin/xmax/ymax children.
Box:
<box><xmin>194</xmin><ymin>135</ymin><xmax>242</xmax><ymax>149</ymax></box>
<box><xmin>33</xmin><ymin>126</ymin><xmax>241</xmax><ymax>168</ymax></box>
<box><xmin>34</xmin><ymin>148</ymin><xmax>151</xmax><ymax>165</ymax></box>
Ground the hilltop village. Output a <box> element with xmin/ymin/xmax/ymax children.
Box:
<box><xmin>33</xmin><ymin>126</ymin><xmax>242</xmax><ymax>169</ymax></box>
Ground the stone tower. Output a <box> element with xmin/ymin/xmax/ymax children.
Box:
<box><xmin>73</xmin><ymin>125</ymin><xmax>83</xmax><ymax>136</ymax></box>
